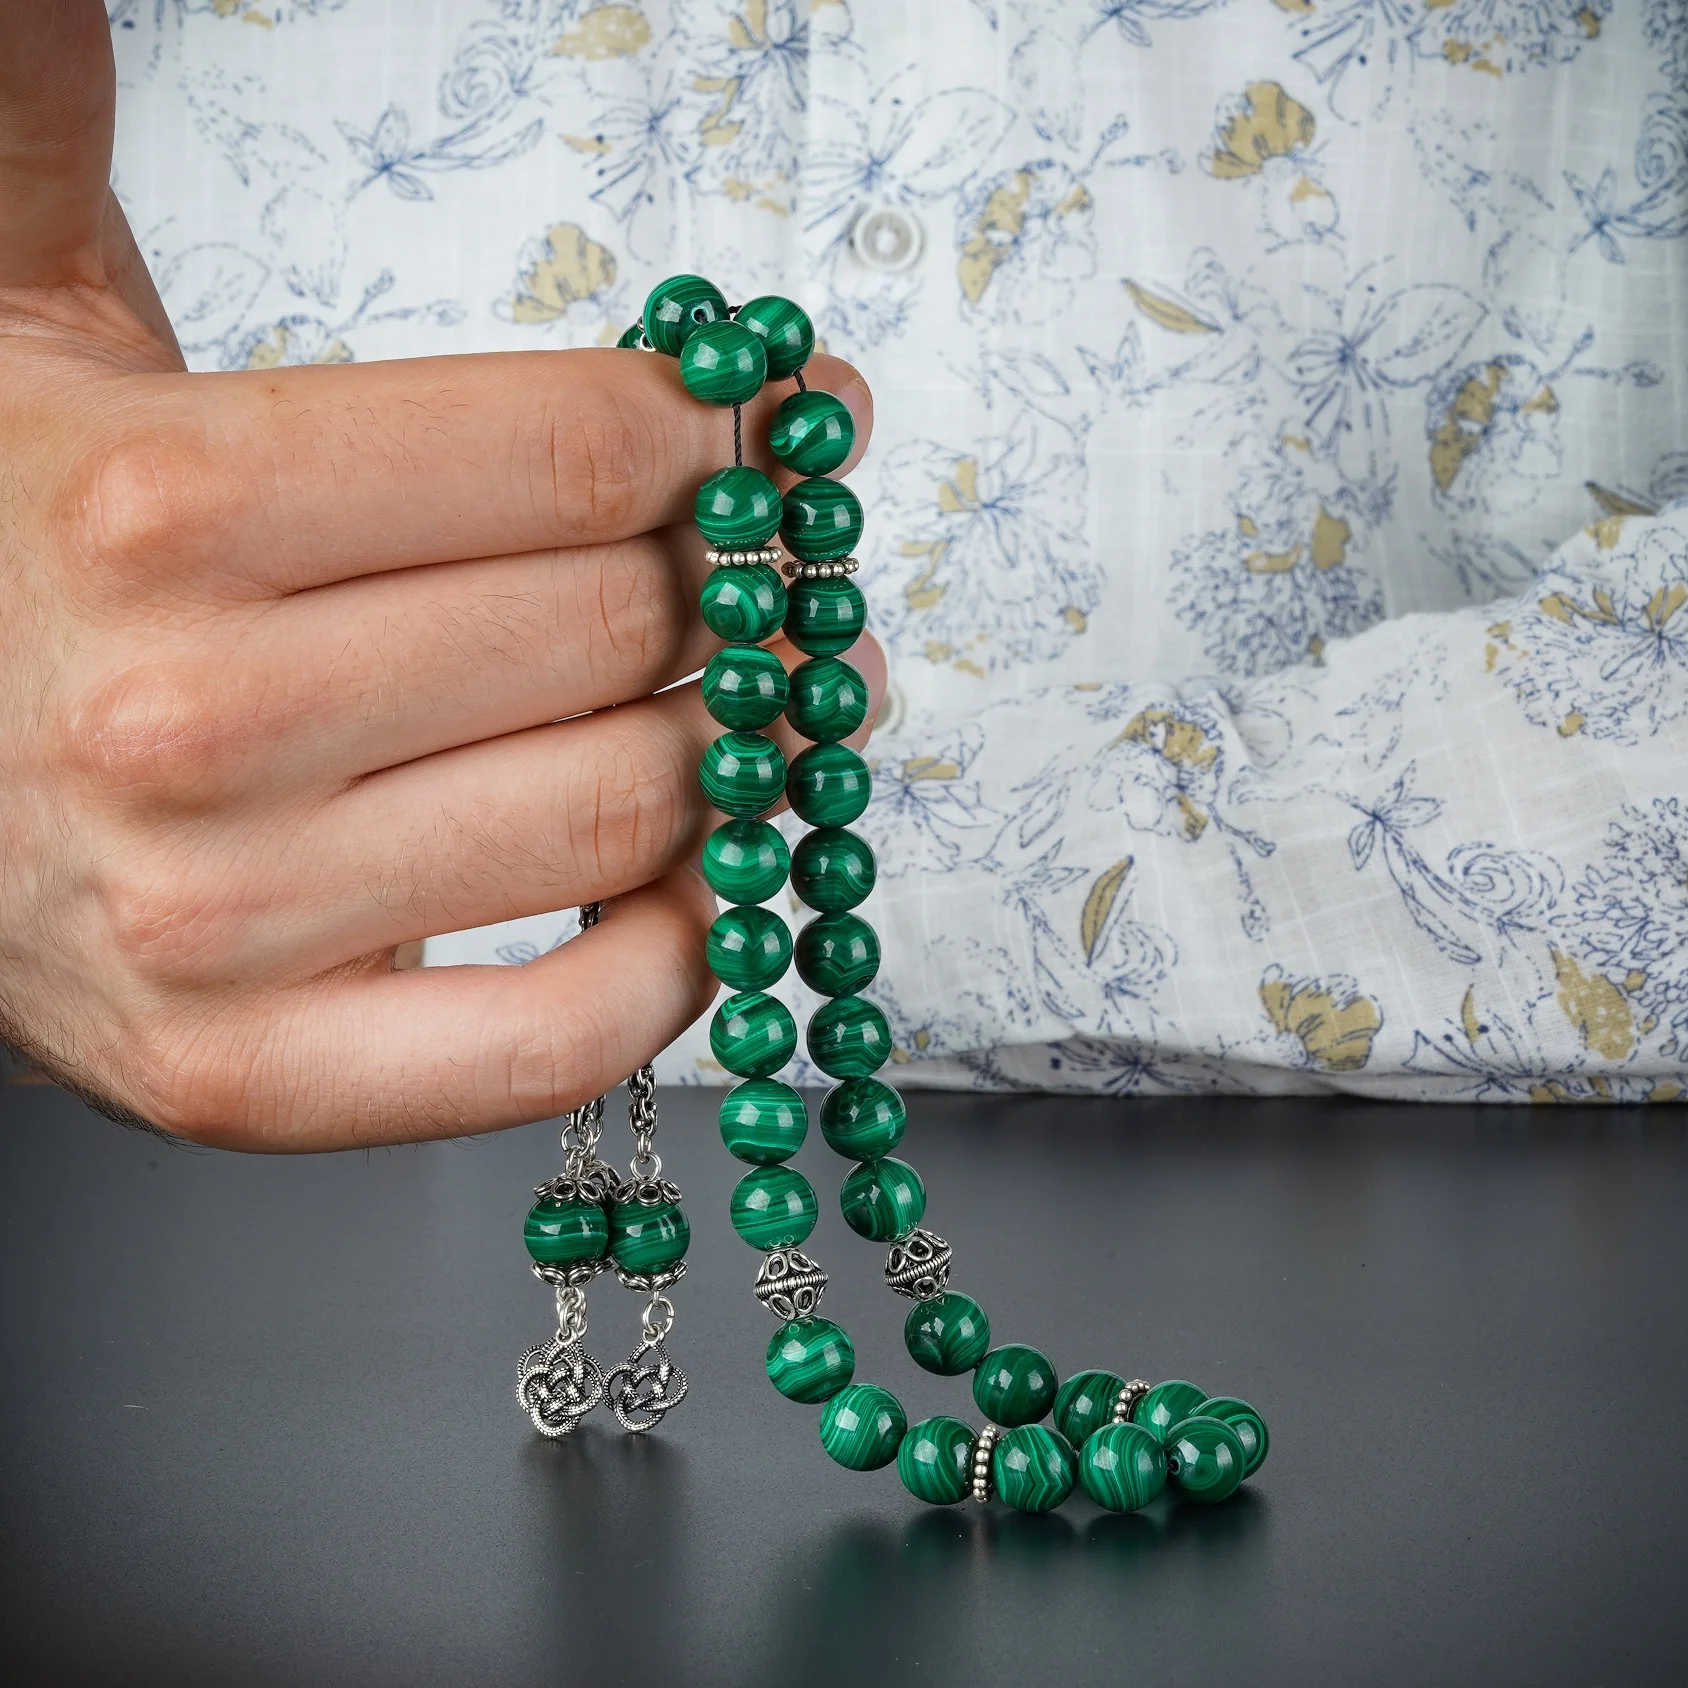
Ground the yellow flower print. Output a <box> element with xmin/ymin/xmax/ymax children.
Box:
<box><xmin>506</xmin><ymin>223</ymin><xmax>617</xmax><ymax>324</ymax></box>
<box><xmin>1202</xmin><ymin>82</ymin><xmax>1337</xmax><ymax>246</ymax></box>
<box><xmin>1111</xmin><ymin>707</ymin><xmax>1218</xmax><ymax>840</ymax></box>
<box><xmin>1551</xmin><ymin>948</ymin><xmax>1636</xmax><ymax>1060</ymax></box>
<box><xmin>1260</xmin><ymin>967</ymin><xmax>1384</xmax><ymax>1073</ymax></box>
<box><xmin>549</xmin><ymin>4</ymin><xmax>651</xmax><ymax>59</ymax></box>
<box><xmin>241</xmin><ymin>321</ymin><xmax>351</xmax><ymax>368</ymax></box>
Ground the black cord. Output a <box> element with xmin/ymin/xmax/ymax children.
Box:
<box><xmin>794</xmin><ymin>369</ymin><xmax>807</xmax><ymax>392</ymax></box>
<box><xmin>733</xmin><ymin>403</ymin><xmax>743</xmax><ymax>466</ymax></box>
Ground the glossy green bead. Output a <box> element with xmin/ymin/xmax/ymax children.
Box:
<box><xmin>607</xmin><ymin>1196</ymin><xmax>689</xmax><ymax>1273</ymax></box>
<box><xmin>706</xmin><ymin>903</ymin><xmax>792</xmax><ymax>991</ymax></box>
<box><xmin>791</xmin><ymin>826</ymin><xmax>876</xmax><ymax>911</ymax></box>
<box><xmin>736</xmin><ymin>295</ymin><xmax>814</xmax><ymax>380</ymax></box>
<box><xmin>695</xmin><ymin>466</ymin><xmax>783</xmax><ymax>548</ymax></box>
<box><xmin>819</xmin><ymin>1384</ymin><xmax>906</xmax><ymax>1471</ymax></box>
<box><xmin>904</xmin><ymin>1292</ymin><xmax>991</xmax><ymax>1376</ymax></box>
<box><xmin>709</xmin><ymin>989</ymin><xmax>798</xmax><ymax>1078</ymax></box>
<box><xmin>781</xmin><ymin>477</ymin><xmax>864</xmax><ymax>562</ymax></box>
<box><xmin>616</xmin><ymin>320</ymin><xmax>644</xmax><ymax>349</ymax></box>
<box><xmin>523</xmin><ymin>1195</ymin><xmax>609</xmax><ymax>1266</ymax></box>
<box><xmin>898</xmin><ymin>1416</ymin><xmax>975</xmax><ymax>1506</ymax></box>
<box><xmin>643</xmin><ymin>273</ymin><xmax>727</xmax><ymax>355</ymax></box>
<box><xmin>795</xmin><ymin>912</ymin><xmax>880</xmax><ymax>996</ymax></box>
<box><xmin>700</xmin><ymin>561</ymin><xmax>786</xmax><ymax>642</ymax></box>
<box><xmin>700</xmin><ymin>731</ymin><xmax>786</xmax><ymax>817</ymax></box>
<box><xmin>993</xmin><ymin>1425</ymin><xmax>1076</xmax><ymax>1514</ymax></box>
<box><xmin>1054</xmin><ymin>1369</ymin><xmax>1129</xmax><ymax>1451</ymax></box>
<box><xmin>730</xmin><ymin>1165</ymin><xmax>818</xmax><ymax>1249</ymax></box>
<box><xmin>1077</xmin><ymin>1421</ymin><xmax>1167</xmax><ymax>1513</ymax></box>
<box><xmin>1164</xmin><ymin>1416</ymin><xmax>1246</xmax><ymax>1504</ymax></box>
<box><xmin>784</xmin><ymin>576</ymin><xmax>866</xmax><ymax>656</ymax></box>
<box><xmin>766</xmin><ymin>1317</ymin><xmax>854</xmax><ymax>1403</ymax></box>
<box><xmin>839</xmin><ymin>1155</ymin><xmax>925</xmax><ymax>1241</ymax></box>
<box><xmin>785</xmin><ymin>656</ymin><xmax>868</xmax><ymax>743</ymax></box>
<box><xmin>807</xmin><ymin>994</ymin><xmax>891</xmax><ymax>1078</ymax></box>
<box><xmin>972</xmin><ymin>1344</ymin><xmax>1058</xmax><ymax>1428</ymax></box>
<box><xmin>769</xmin><ymin>390</ymin><xmax>853</xmax><ymax>476</ymax></box>
<box><xmin>786</xmin><ymin>743</ymin><xmax>871</xmax><ymax>828</ymax></box>
<box><xmin>718</xmin><ymin>1078</ymin><xmax>808</xmax><ymax>1165</ymax></box>
<box><xmin>681</xmin><ymin>318</ymin><xmax>768</xmax><ymax>406</ymax></box>
<box><xmin>703</xmin><ymin>643</ymin><xmax>789</xmax><ymax>731</ymax></box>
<box><xmin>1196</xmin><ymin>1396</ymin><xmax>1269</xmax><ymax>1479</ymax></box>
<box><xmin>1133</xmin><ymin>1379</ymin><xmax>1208</xmax><ymax>1444</ymax></box>
<box><xmin>819</xmin><ymin>1077</ymin><xmax>906</xmax><ymax>1159</ymax></box>
<box><xmin>701</xmin><ymin>818</ymin><xmax>789</xmax><ymax>903</ymax></box>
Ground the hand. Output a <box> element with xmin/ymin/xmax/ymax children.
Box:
<box><xmin>0</xmin><ymin>3</ymin><xmax>878</xmax><ymax>1147</ymax></box>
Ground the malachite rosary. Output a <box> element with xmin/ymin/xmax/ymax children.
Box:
<box><xmin>515</xmin><ymin>274</ymin><xmax>1270</xmax><ymax>1515</ymax></box>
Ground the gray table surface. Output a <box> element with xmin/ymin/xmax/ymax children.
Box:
<box><xmin>2</xmin><ymin>1082</ymin><xmax>1685</xmax><ymax>1686</ymax></box>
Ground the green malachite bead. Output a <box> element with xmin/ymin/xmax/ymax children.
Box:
<box><xmin>736</xmin><ymin>295</ymin><xmax>814</xmax><ymax>380</ymax></box>
<box><xmin>1134</xmin><ymin>1379</ymin><xmax>1208</xmax><ymax>1444</ymax></box>
<box><xmin>769</xmin><ymin>390</ymin><xmax>853</xmax><ymax>477</ymax></box>
<box><xmin>703</xmin><ymin>643</ymin><xmax>789</xmax><ymax>731</ymax></box>
<box><xmin>839</xmin><ymin>1155</ymin><xmax>926</xmax><ymax>1241</ymax></box>
<box><xmin>700</xmin><ymin>731</ymin><xmax>786</xmax><ymax>817</ymax></box>
<box><xmin>608</xmin><ymin>1196</ymin><xmax>690</xmax><ymax>1274</ymax></box>
<box><xmin>993</xmin><ymin>1425</ymin><xmax>1076</xmax><ymax>1514</ymax></box>
<box><xmin>904</xmin><ymin>1292</ymin><xmax>991</xmax><ymax>1376</ymax></box>
<box><xmin>786</xmin><ymin>743</ymin><xmax>872</xmax><ymax>828</ymax></box>
<box><xmin>701</xmin><ymin>818</ymin><xmax>790</xmax><ymax>903</ymax></box>
<box><xmin>706</xmin><ymin>903</ymin><xmax>792</xmax><ymax>991</ymax></box>
<box><xmin>718</xmin><ymin>1078</ymin><xmax>808</xmax><ymax>1165</ymax></box>
<box><xmin>766</xmin><ymin>1317</ymin><xmax>855</xmax><ymax>1403</ymax></box>
<box><xmin>819</xmin><ymin>1077</ymin><xmax>906</xmax><ymax>1159</ymax></box>
<box><xmin>791</xmin><ymin>826</ymin><xmax>876</xmax><ymax>912</ymax></box>
<box><xmin>643</xmin><ymin>273</ymin><xmax>727</xmax><ymax>355</ymax></box>
<box><xmin>1164</xmin><ymin>1416</ymin><xmax>1246</xmax><ymax>1504</ymax></box>
<box><xmin>785</xmin><ymin>656</ymin><xmax>868</xmax><ymax>743</ymax></box>
<box><xmin>973</xmin><ymin>1344</ymin><xmax>1058</xmax><ymax>1428</ymax></box>
<box><xmin>898</xmin><ymin>1416</ymin><xmax>975</xmax><ymax>1506</ymax></box>
<box><xmin>524</xmin><ymin>1195</ymin><xmax>609</xmax><ymax>1266</ymax></box>
<box><xmin>819</xmin><ymin>1384</ymin><xmax>907</xmax><ymax>1471</ymax></box>
<box><xmin>796</xmin><ymin>912</ymin><xmax>880</xmax><ymax>997</ymax></box>
<box><xmin>1054</xmin><ymin>1370</ymin><xmax>1129</xmax><ymax>1450</ymax></box>
<box><xmin>1197</xmin><ymin>1396</ymin><xmax>1269</xmax><ymax>1479</ymax></box>
<box><xmin>681</xmin><ymin>318</ymin><xmax>769</xmax><ymax>407</ymax></box>
<box><xmin>700</xmin><ymin>562</ymin><xmax>786</xmax><ymax>643</ymax></box>
<box><xmin>709</xmin><ymin>989</ymin><xmax>798</xmax><ymax>1078</ymax></box>
<box><xmin>807</xmin><ymin>993</ymin><xmax>892</xmax><ymax>1078</ymax></box>
<box><xmin>616</xmin><ymin>321</ymin><xmax>644</xmax><ymax>349</ymax></box>
<box><xmin>730</xmin><ymin>1165</ymin><xmax>818</xmax><ymax>1249</ymax></box>
<box><xmin>1077</xmin><ymin>1422</ymin><xmax>1167</xmax><ymax>1513</ymax></box>
<box><xmin>695</xmin><ymin>466</ymin><xmax>783</xmax><ymax>548</ymax></box>
<box><xmin>781</xmin><ymin>477</ymin><xmax>865</xmax><ymax>562</ymax></box>
<box><xmin>785</xmin><ymin>577</ymin><xmax>866</xmax><ymax>657</ymax></box>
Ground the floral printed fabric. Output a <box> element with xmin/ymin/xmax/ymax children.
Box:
<box><xmin>109</xmin><ymin>0</ymin><xmax>1688</xmax><ymax>1101</ymax></box>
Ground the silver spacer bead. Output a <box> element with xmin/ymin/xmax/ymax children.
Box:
<box><xmin>614</xmin><ymin>1260</ymin><xmax>687</xmax><ymax>1294</ymax></box>
<box><xmin>782</xmin><ymin>554</ymin><xmax>861</xmax><ymax>581</ymax></box>
<box><xmin>613</xmin><ymin>1174</ymin><xmax>684</xmax><ymax>1207</ymax></box>
<box><xmin>530</xmin><ymin>1258</ymin><xmax>608</xmax><ymax>1290</ymax></box>
<box><xmin>753</xmin><ymin>1248</ymin><xmax>829</xmax><ymax>1320</ymax></box>
<box><xmin>884</xmin><ymin>1227</ymin><xmax>952</xmax><ymax>1299</ymax></box>
<box><xmin>971</xmin><ymin>1423</ymin><xmax>999</xmax><ymax>1504</ymax></box>
<box><xmin>1111</xmin><ymin>1378</ymin><xmax>1151</xmax><ymax>1424</ymax></box>
<box><xmin>706</xmin><ymin>545</ymin><xmax>783</xmax><ymax>568</ymax></box>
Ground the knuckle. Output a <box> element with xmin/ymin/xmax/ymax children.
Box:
<box><xmin>65</xmin><ymin>661</ymin><xmax>244</xmax><ymax>804</ymax></box>
<box><xmin>550</xmin><ymin>398</ymin><xmax>651</xmax><ymax>534</ymax></box>
<box><xmin>57</xmin><ymin>429</ymin><xmax>224</xmax><ymax>586</ymax></box>
<box><xmin>88</xmin><ymin>848</ymin><xmax>230</xmax><ymax>981</ymax></box>
<box><xmin>579</xmin><ymin>720</ymin><xmax>688</xmax><ymax>880</ymax></box>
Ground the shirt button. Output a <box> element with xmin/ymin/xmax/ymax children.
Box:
<box><xmin>851</xmin><ymin>206</ymin><xmax>924</xmax><ymax>273</ymax></box>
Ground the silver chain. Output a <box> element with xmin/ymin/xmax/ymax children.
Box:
<box><xmin>626</xmin><ymin>1062</ymin><xmax>661</xmax><ymax>1179</ymax></box>
<box><xmin>554</xmin><ymin>1283</ymin><xmax>589</xmax><ymax>1344</ymax></box>
<box><xmin>559</xmin><ymin>902</ymin><xmax>608</xmax><ymax>1181</ymax></box>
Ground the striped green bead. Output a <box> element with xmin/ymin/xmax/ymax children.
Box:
<box><xmin>769</xmin><ymin>390</ymin><xmax>853</xmax><ymax>476</ymax></box>
<box><xmin>787</xmin><ymin>743</ymin><xmax>871</xmax><ymax>828</ymax></box>
<box><xmin>766</xmin><ymin>1317</ymin><xmax>854</xmax><ymax>1403</ymax></box>
<box><xmin>1134</xmin><ymin>1379</ymin><xmax>1207</xmax><ymax>1444</ymax></box>
<box><xmin>1197</xmin><ymin>1396</ymin><xmax>1269</xmax><ymax>1479</ymax></box>
<box><xmin>904</xmin><ymin>1292</ymin><xmax>991</xmax><ymax>1376</ymax></box>
<box><xmin>1054</xmin><ymin>1370</ymin><xmax>1129</xmax><ymax>1450</ymax></box>
<box><xmin>819</xmin><ymin>1384</ymin><xmax>906</xmax><ymax>1471</ymax></box>
<box><xmin>1164</xmin><ymin>1416</ymin><xmax>1246</xmax><ymax>1504</ymax></box>
<box><xmin>643</xmin><ymin>273</ymin><xmax>727</xmax><ymax>355</ymax></box>
<box><xmin>973</xmin><ymin>1344</ymin><xmax>1058</xmax><ymax>1428</ymax></box>
<box><xmin>616</xmin><ymin>321</ymin><xmax>644</xmax><ymax>349</ymax></box>
<box><xmin>608</xmin><ymin>1196</ymin><xmax>689</xmax><ymax>1274</ymax></box>
<box><xmin>523</xmin><ymin>1196</ymin><xmax>609</xmax><ymax>1266</ymax></box>
<box><xmin>795</xmin><ymin>912</ymin><xmax>879</xmax><ymax>996</ymax></box>
<box><xmin>706</xmin><ymin>904</ymin><xmax>792</xmax><ymax>991</ymax></box>
<box><xmin>993</xmin><ymin>1425</ymin><xmax>1076</xmax><ymax>1514</ymax></box>
<box><xmin>681</xmin><ymin>318</ymin><xmax>767</xmax><ymax>406</ymax></box>
<box><xmin>819</xmin><ymin>1077</ymin><xmax>906</xmax><ymax>1158</ymax></box>
<box><xmin>700</xmin><ymin>562</ymin><xmax>786</xmax><ymax>642</ymax></box>
<box><xmin>1077</xmin><ymin>1421</ymin><xmax>1168</xmax><ymax>1513</ymax></box>
<box><xmin>703</xmin><ymin>644</ymin><xmax>788</xmax><ymax>731</ymax></box>
<box><xmin>839</xmin><ymin>1155</ymin><xmax>925</xmax><ymax>1241</ymax></box>
<box><xmin>736</xmin><ymin>294</ymin><xmax>814</xmax><ymax>380</ymax></box>
<box><xmin>807</xmin><ymin>994</ymin><xmax>891</xmax><ymax>1078</ymax></box>
<box><xmin>709</xmin><ymin>989</ymin><xmax>797</xmax><ymax>1078</ymax></box>
<box><xmin>718</xmin><ymin>1078</ymin><xmax>808</xmax><ymax>1165</ymax></box>
<box><xmin>791</xmin><ymin>826</ymin><xmax>876</xmax><ymax>911</ymax></box>
<box><xmin>730</xmin><ymin>1165</ymin><xmax>818</xmax><ymax>1249</ymax></box>
<box><xmin>785</xmin><ymin>656</ymin><xmax>868</xmax><ymax>743</ymax></box>
<box><xmin>695</xmin><ymin>466</ymin><xmax>782</xmax><ymax>548</ymax></box>
<box><xmin>785</xmin><ymin>576</ymin><xmax>866</xmax><ymax>656</ymax></box>
<box><xmin>781</xmin><ymin>477</ymin><xmax>864</xmax><ymax>562</ymax></box>
<box><xmin>701</xmin><ymin>818</ymin><xmax>789</xmax><ymax>903</ymax></box>
<box><xmin>898</xmin><ymin>1416</ymin><xmax>975</xmax><ymax>1506</ymax></box>
<box><xmin>700</xmin><ymin>731</ymin><xmax>786</xmax><ymax>817</ymax></box>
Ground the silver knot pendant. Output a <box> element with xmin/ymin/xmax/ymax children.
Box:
<box><xmin>517</xmin><ymin>1337</ymin><xmax>606</xmax><ymax>1438</ymax></box>
<box><xmin>754</xmin><ymin>1248</ymin><xmax>829</xmax><ymax>1320</ymax></box>
<box><xmin>603</xmin><ymin>1335</ymin><xmax>689</xmax><ymax>1433</ymax></box>
<box><xmin>885</xmin><ymin>1227</ymin><xmax>952</xmax><ymax>1299</ymax></box>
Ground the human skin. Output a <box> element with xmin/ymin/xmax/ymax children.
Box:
<box><xmin>0</xmin><ymin>1</ymin><xmax>879</xmax><ymax>1148</ymax></box>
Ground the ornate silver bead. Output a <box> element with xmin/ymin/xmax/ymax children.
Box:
<box><xmin>971</xmin><ymin>1423</ymin><xmax>999</xmax><ymax>1504</ymax></box>
<box><xmin>1112</xmin><ymin>1378</ymin><xmax>1151</xmax><ymax>1424</ymax></box>
<box><xmin>884</xmin><ymin>1227</ymin><xmax>952</xmax><ymax>1299</ymax></box>
<box><xmin>706</xmin><ymin>545</ymin><xmax>783</xmax><ymax>568</ymax></box>
<box><xmin>753</xmin><ymin>1248</ymin><xmax>829</xmax><ymax>1320</ymax></box>
<box><xmin>782</xmin><ymin>554</ymin><xmax>861</xmax><ymax>581</ymax></box>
